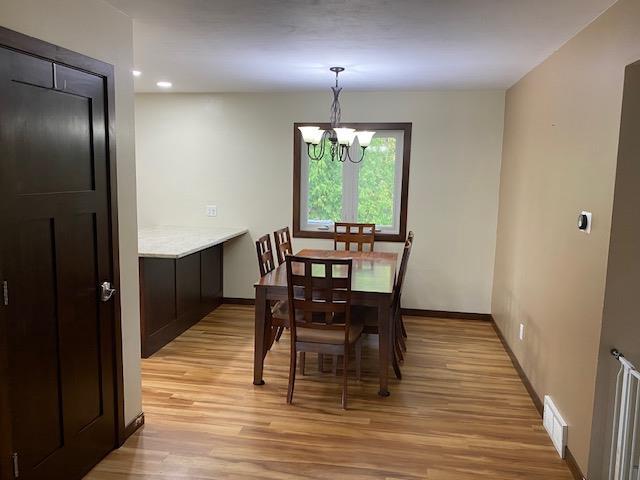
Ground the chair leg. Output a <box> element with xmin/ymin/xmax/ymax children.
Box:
<box><xmin>392</xmin><ymin>311</ymin><xmax>403</xmax><ymax>379</ymax></box>
<box><xmin>395</xmin><ymin>309</ymin><xmax>407</xmax><ymax>352</ymax></box>
<box><xmin>398</xmin><ymin>328</ymin><xmax>407</xmax><ymax>352</ymax></box>
<box><xmin>287</xmin><ymin>344</ymin><xmax>297</xmax><ymax>405</ymax></box>
<box><xmin>318</xmin><ymin>353</ymin><xmax>324</xmax><ymax>372</ymax></box>
<box><xmin>395</xmin><ymin>323</ymin><xmax>405</xmax><ymax>363</ymax></box>
<box><xmin>398</xmin><ymin>313</ymin><xmax>407</xmax><ymax>351</ymax></box>
<box><xmin>299</xmin><ymin>351</ymin><xmax>306</xmax><ymax>375</ymax></box>
<box><xmin>275</xmin><ymin>326</ymin><xmax>285</xmax><ymax>342</ymax></box>
<box><xmin>342</xmin><ymin>346</ymin><xmax>349</xmax><ymax>409</ymax></box>
<box><xmin>392</xmin><ymin>315</ymin><xmax>402</xmax><ymax>361</ymax></box>
<box><xmin>332</xmin><ymin>355</ymin><xmax>338</xmax><ymax>376</ymax></box>
<box><xmin>355</xmin><ymin>338</ymin><xmax>362</xmax><ymax>381</ymax></box>
<box><xmin>393</xmin><ymin>349</ymin><xmax>402</xmax><ymax>380</ymax></box>
<box><xmin>265</xmin><ymin>325</ymin><xmax>278</xmax><ymax>354</ymax></box>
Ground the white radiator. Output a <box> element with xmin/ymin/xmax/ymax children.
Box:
<box><xmin>609</xmin><ymin>349</ymin><xmax>640</xmax><ymax>480</ymax></box>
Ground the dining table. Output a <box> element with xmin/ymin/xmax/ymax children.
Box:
<box><xmin>253</xmin><ymin>248</ymin><xmax>398</xmax><ymax>396</ymax></box>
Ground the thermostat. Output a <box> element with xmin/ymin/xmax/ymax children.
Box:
<box><xmin>578</xmin><ymin>211</ymin><xmax>592</xmax><ymax>234</ymax></box>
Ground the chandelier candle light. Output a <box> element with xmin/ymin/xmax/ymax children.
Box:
<box><xmin>298</xmin><ymin>67</ymin><xmax>375</xmax><ymax>163</ymax></box>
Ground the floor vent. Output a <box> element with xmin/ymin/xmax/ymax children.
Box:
<box><xmin>543</xmin><ymin>395</ymin><xmax>568</xmax><ymax>458</ymax></box>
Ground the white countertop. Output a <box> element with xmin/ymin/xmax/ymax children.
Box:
<box><xmin>138</xmin><ymin>225</ymin><xmax>248</xmax><ymax>259</ymax></box>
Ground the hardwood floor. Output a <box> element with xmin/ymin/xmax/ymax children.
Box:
<box><xmin>87</xmin><ymin>305</ymin><xmax>572</xmax><ymax>480</ymax></box>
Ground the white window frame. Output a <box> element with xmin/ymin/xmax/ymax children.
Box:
<box><xmin>300</xmin><ymin>129</ymin><xmax>405</xmax><ymax>235</ymax></box>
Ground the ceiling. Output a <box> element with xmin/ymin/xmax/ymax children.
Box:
<box><xmin>106</xmin><ymin>0</ymin><xmax>616</xmax><ymax>92</ymax></box>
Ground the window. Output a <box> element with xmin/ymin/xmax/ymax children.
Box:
<box><xmin>293</xmin><ymin>122</ymin><xmax>411</xmax><ymax>242</ymax></box>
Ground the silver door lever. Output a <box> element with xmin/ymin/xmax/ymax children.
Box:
<box><xmin>100</xmin><ymin>281</ymin><xmax>116</xmax><ymax>302</ymax></box>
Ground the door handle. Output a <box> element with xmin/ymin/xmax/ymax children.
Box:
<box><xmin>100</xmin><ymin>281</ymin><xmax>116</xmax><ymax>302</ymax></box>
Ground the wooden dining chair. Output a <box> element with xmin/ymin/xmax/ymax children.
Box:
<box><xmin>256</xmin><ymin>234</ymin><xmax>276</xmax><ymax>277</ymax></box>
<box><xmin>285</xmin><ymin>255</ymin><xmax>363</xmax><ymax>409</ymax></box>
<box><xmin>255</xmin><ymin>234</ymin><xmax>287</xmax><ymax>347</ymax></box>
<box><xmin>353</xmin><ymin>231</ymin><xmax>414</xmax><ymax>380</ymax></box>
<box><xmin>393</xmin><ymin>231</ymin><xmax>414</xmax><ymax>360</ymax></box>
<box><xmin>334</xmin><ymin>222</ymin><xmax>375</xmax><ymax>252</ymax></box>
<box><xmin>273</xmin><ymin>226</ymin><xmax>293</xmax><ymax>265</ymax></box>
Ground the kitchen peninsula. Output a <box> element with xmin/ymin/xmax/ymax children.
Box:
<box><xmin>138</xmin><ymin>226</ymin><xmax>247</xmax><ymax>357</ymax></box>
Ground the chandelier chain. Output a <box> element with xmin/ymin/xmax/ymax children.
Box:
<box><xmin>300</xmin><ymin>67</ymin><xmax>370</xmax><ymax>164</ymax></box>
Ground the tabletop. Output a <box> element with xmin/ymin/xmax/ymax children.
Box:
<box><xmin>255</xmin><ymin>249</ymin><xmax>398</xmax><ymax>295</ymax></box>
<box><xmin>138</xmin><ymin>225</ymin><xmax>248</xmax><ymax>258</ymax></box>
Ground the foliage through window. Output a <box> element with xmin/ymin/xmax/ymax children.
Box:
<box><xmin>294</xmin><ymin>123</ymin><xmax>411</xmax><ymax>242</ymax></box>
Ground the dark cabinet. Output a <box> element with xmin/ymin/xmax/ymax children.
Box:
<box><xmin>201</xmin><ymin>245</ymin><xmax>223</xmax><ymax>302</ymax></box>
<box><xmin>139</xmin><ymin>245</ymin><xmax>223</xmax><ymax>357</ymax></box>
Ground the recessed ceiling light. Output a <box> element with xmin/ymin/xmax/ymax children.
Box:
<box><xmin>156</xmin><ymin>81</ymin><xmax>172</xmax><ymax>88</ymax></box>
<box><xmin>132</xmin><ymin>70</ymin><xmax>142</xmax><ymax>77</ymax></box>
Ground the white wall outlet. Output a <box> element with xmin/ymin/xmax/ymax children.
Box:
<box><xmin>206</xmin><ymin>205</ymin><xmax>217</xmax><ymax>217</ymax></box>
<box><xmin>519</xmin><ymin>323</ymin><xmax>525</xmax><ymax>341</ymax></box>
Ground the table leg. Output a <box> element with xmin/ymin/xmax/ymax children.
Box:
<box><xmin>253</xmin><ymin>287</ymin><xmax>268</xmax><ymax>385</ymax></box>
<box><xmin>378</xmin><ymin>298</ymin><xmax>391</xmax><ymax>396</ymax></box>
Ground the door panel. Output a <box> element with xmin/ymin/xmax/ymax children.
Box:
<box><xmin>176</xmin><ymin>253</ymin><xmax>201</xmax><ymax>316</ymax></box>
<box><xmin>57</xmin><ymin>213</ymin><xmax>102</xmax><ymax>435</ymax></box>
<box><xmin>201</xmin><ymin>246</ymin><xmax>222</xmax><ymax>302</ymax></box>
<box><xmin>1</xmin><ymin>47</ymin><xmax>53</xmax><ymax>88</ymax></box>
<box><xmin>0</xmin><ymin>44</ymin><xmax>116</xmax><ymax>480</ymax></box>
<box><xmin>14</xmin><ymin>87</ymin><xmax>93</xmax><ymax>194</ymax></box>
<box><xmin>11</xmin><ymin>219</ymin><xmax>63</xmax><ymax>469</ymax></box>
<box><xmin>141</xmin><ymin>258</ymin><xmax>177</xmax><ymax>336</ymax></box>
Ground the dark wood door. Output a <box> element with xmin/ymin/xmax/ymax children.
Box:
<box><xmin>0</xmin><ymin>46</ymin><xmax>116</xmax><ymax>480</ymax></box>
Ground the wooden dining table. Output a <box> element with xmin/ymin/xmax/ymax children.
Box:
<box><xmin>253</xmin><ymin>249</ymin><xmax>398</xmax><ymax>396</ymax></box>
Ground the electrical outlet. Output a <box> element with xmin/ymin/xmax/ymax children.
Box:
<box><xmin>519</xmin><ymin>323</ymin><xmax>525</xmax><ymax>341</ymax></box>
<box><xmin>206</xmin><ymin>205</ymin><xmax>217</xmax><ymax>217</ymax></box>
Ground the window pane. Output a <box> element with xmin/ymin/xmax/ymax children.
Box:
<box><xmin>307</xmin><ymin>141</ymin><xmax>343</xmax><ymax>223</ymax></box>
<box><xmin>357</xmin><ymin>136</ymin><xmax>396</xmax><ymax>226</ymax></box>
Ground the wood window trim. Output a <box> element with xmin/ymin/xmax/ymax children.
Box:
<box><xmin>293</xmin><ymin>122</ymin><xmax>412</xmax><ymax>243</ymax></box>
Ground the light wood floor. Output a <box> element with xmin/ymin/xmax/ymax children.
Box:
<box><xmin>87</xmin><ymin>305</ymin><xmax>572</xmax><ymax>480</ymax></box>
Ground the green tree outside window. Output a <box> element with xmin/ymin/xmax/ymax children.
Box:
<box><xmin>357</xmin><ymin>137</ymin><xmax>396</xmax><ymax>226</ymax></box>
<box><xmin>306</xmin><ymin>136</ymin><xmax>397</xmax><ymax>226</ymax></box>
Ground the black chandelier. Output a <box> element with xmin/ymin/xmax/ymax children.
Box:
<box><xmin>298</xmin><ymin>67</ymin><xmax>375</xmax><ymax>163</ymax></box>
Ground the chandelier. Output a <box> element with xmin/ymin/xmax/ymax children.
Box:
<box><xmin>298</xmin><ymin>67</ymin><xmax>375</xmax><ymax>163</ymax></box>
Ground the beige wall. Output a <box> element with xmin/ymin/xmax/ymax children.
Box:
<box><xmin>0</xmin><ymin>0</ymin><xmax>142</xmax><ymax>424</ymax></box>
<box><xmin>135</xmin><ymin>91</ymin><xmax>505</xmax><ymax>313</ymax></box>
<box><xmin>588</xmin><ymin>60</ymin><xmax>640</xmax><ymax>479</ymax></box>
<box><xmin>492</xmin><ymin>0</ymin><xmax>640</xmax><ymax>473</ymax></box>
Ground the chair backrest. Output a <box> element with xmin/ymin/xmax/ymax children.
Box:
<box><xmin>394</xmin><ymin>231</ymin><xmax>414</xmax><ymax>306</ymax></box>
<box><xmin>273</xmin><ymin>226</ymin><xmax>293</xmax><ymax>265</ymax></box>
<box><xmin>285</xmin><ymin>255</ymin><xmax>353</xmax><ymax>340</ymax></box>
<box><xmin>256</xmin><ymin>234</ymin><xmax>276</xmax><ymax>277</ymax></box>
<box><xmin>334</xmin><ymin>222</ymin><xmax>375</xmax><ymax>252</ymax></box>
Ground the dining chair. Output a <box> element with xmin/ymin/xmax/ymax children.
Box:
<box><xmin>393</xmin><ymin>231</ymin><xmax>414</xmax><ymax>360</ymax></box>
<box><xmin>255</xmin><ymin>234</ymin><xmax>287</xmax><ymax>348</ymax></box>
<box><xmin>353</xmin><ymin>231</ymin><xmax>414</xmax><ymax>380</ymax></box>
<box><xmin>273</xmin><ymin>226</ymin><xmax>293</xmax><ymax>265</ymax></box>
<box><xmin>285</xmin><ymin>255</ymin><xmax>363</xmax><ymax>409</ymax></box>
<box><xmin>334</xmin><ymin>222</ymin><xmax>375</xmax><ymax>252</ymax></box>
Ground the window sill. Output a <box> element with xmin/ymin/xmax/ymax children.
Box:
<box><xmin>293</xmin><ymin>227</ymin><xmax>406</xmax><ymax>243</ymax></box>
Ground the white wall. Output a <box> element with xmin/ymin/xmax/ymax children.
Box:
<box><xmin>136</xmin><ymin>91</ymin><xmax>504</xmax><ymax>313</ymax></box>
<box><xmin>0</xmin><ymin>0</ymin><xmax>142</xmax><ymax>424</ymax></box>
